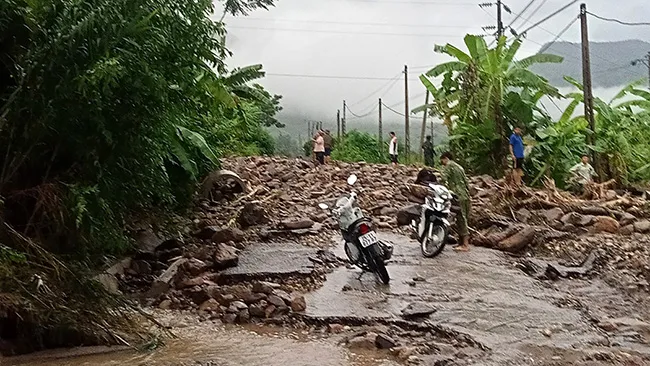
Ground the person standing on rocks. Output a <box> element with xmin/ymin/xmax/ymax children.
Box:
<box><xmin>440</xmin><ymin>151</ymin><xmax>471</xmax><ymax>252</ymax></box>
<box><xmin>313</xmin><ymin>130</ymin><xmax>326</xmax><ymax>165</ymax></box>
<box><xmin>422</xmin><ymin>135</ymin><xmax>435</xmax><ymax>167</ymax></box>
<box><xmin>568</xmin><ymin>154</ymin><xmax>597</xmax><ymax>195</ymax></box>
<box><xmin>509</xmin><ymin>127</ymin><xmax>525</xmax><ymax>187</ymax></box>
<box><xmin>323</xmin><ymin>129</ymin><xmax>333</xmax><ymax>164</ymax></box>
<box><xmin>389</xmin><ymin>131</ymin><xmax>398</xmax><ymax>166</ymax></box>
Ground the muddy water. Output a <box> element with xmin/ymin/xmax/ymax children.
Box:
<box><xmin>5</xmin><ymin>316</ymin><xmax>399</xmax><ymax>366</ymax></box>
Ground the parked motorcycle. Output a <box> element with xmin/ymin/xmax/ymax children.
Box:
<box><xmin>319</xmin><ymin>174</ymin><xmax>393</xmax><ymax>284</ymax></box>
<box><xmin>410</xmin><ymin>183</ymin><xmax>453</xmax><ymax>258</ymax></box>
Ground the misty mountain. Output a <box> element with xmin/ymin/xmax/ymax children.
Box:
<box><xmin>531</xmin><ymin>40</ymin><xmax>650</xmax><ymax>88</ymax></box>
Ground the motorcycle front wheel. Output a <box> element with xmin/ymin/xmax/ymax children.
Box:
<box><xmin>421</xmin><ymin>222</ymin><xmax>448</xmax><ymax>258</ymax></box>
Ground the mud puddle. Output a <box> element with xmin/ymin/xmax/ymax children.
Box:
<box><xmin>4</xmin><ymin>313</ymin><xmax>399</xmax><ymax>366</ymax></box>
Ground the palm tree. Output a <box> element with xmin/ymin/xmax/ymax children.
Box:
<box><xmin>417</xmin><ymin>34</ymin><xmax>562</xmax><ymax>174</ymax></box>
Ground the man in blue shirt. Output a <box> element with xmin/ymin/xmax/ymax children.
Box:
<box><xmin>509</xmin><ymin>127</ymin><xmax>525</xmax><ymax>187</ymax></box>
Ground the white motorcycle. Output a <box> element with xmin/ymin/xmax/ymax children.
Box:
<box><xmin>411</xmin><ymin>183</ymin><xmax>453</xmax><ymax>258</ymax></box>
<box><xmin>319</xmin><ymin>175</ymin><xmax>392</xmax><ymax>284</ymax></box>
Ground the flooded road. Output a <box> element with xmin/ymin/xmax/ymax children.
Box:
<box><xmin>5</xmin><ymin>233</ymin><xmax>650</xmax><ymax>365</ymax></box>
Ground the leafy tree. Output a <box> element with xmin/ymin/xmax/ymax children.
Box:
<box><xmin>418</xmin><ymin>35</ymin><xmax>562</xmax><ymax>175</ymax></box>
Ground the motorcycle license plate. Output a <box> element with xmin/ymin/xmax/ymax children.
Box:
<box><xmin>359</xmin><ymin>231</ymin><xmax>379</xmax><ymax>248</ymax></box>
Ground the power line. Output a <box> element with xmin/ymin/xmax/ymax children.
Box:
<box><xmin>505</xmin><ymin>0</ymin><xmax>537</xmax><ymax>33</ymax></box>
<box><xmin>586</xmin><ymin>12</ymin><xmax>650</xmax><ymax>27</ymax></box>
<box><xmin>265</xmin><ymin>73</ymin><xmax>419</xmax><ymax>81</ymax></box>
<box><xmin>349</xmin><ymin>75</ymin><xmax>402</xmax><ymax>107</ymax></box>
<box><xmin>513</xmin><ymin>0</ymin><xmax>548</xmax><ymax>29</ymax></box>
<box><xmin>538</xmin><ymin>16</ymin><xmax>578</xmax><ymax>53</ymax></box>
<box><xmin>382</xmin><ymin>102</ymin><xmax>409</xmax><ymax>117</ymax></box>
<box><xmin>230</xmin><ymin>17</ymin><xmax>477</xmax><ymax>29</ymax></box>
<box><xmin>338</xmin><ymin>0</ymin><xmax>476</xmax><ymax>5</ymax></box>
<box><xmin>346</xmin><ymin>104</ymin><xmax>378</xmax><ymax>119</ymax></box>
<box><xmin>518</xmin><ymin>0</ymin><xmax>578</xmax><ymax>37</ymax></box>
<box><xmin>227</xmin><ymin>26</ymin><xmax>462</xmax><ymax>37</ymax></box>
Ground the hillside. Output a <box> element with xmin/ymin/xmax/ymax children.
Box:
<box><xmin>531</xmin><ymin>39</ymin><xmax>650</xmax><ymax>88</ymax></box>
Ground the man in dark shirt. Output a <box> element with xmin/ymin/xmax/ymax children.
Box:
<box><xmin>422</xmin><ymin>135</ymin><xmax>434</xmax><ymax>167</ymax></box>
<box><xmin>323</xmin><ymin>130</ymin><xmax>333</xmax><ymax>164</ymax></box>
<box><xmin>509</xmin><ymin>127</ymin><xmax>525</xmax><ymax>187</ymax></box>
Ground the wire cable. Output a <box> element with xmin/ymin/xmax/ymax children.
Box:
<box><xmin>518</xmin><ymin>0</ymin><xmax>578</xmax><ymax>37</ymax></box>
<box><xmin>538</xmin><ymin>16</ymin><xmax>578</xmax><ymax>53</ymax></box>
<box><xmin>265</xmin><ymin>73</ymin><xmax>419</xmax><ymax>81</ymax></box>
<box><xmin>505</xmin><ymin>0</ymin><xmax>537</xmax><ymax>32</ymax></box>
<box><xmin>231</xmin><ymin>17</ymin><xmax>477</xmax><ymax>29</ymax></box>
<box><xmin>227</xmin><ymin>26</ymin><xmax>461</xmax><ymax>37</ymax></box>
<box><xmin>381</xmin><ymin>102</ymin><xmax>409</xmax><ymax>117</ymax></box>
<box><xmin>586</xmin><ymin>12</ymin><xmax>650</xmax><ymax>27</ymax></box>
<box><xmin>346</xmin><ymin>103</ymin><xmax>378</xmax><ymax>119</ymax></box>
<box><xmin>513</xmin><ymin>0</ymin><xmax>548</xmax><ymax>29</ymax></box>
<box><xmin>349</xmin><ymin>75</ymin><xmax>402</xmax><ymax>107</ymax></box>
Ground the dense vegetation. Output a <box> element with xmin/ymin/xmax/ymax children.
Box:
<box><xmin>418</xmin><ymin>35</ymin><xmax>650</xmax><ymax>188</ymax></box>
<box><xmin>0</xmin><ymin>0</ymin><xmax>279</xmax><ymax>353</ymax></box>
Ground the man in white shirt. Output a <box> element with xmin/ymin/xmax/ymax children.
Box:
<box><xmin>388</xmin><ymin>131</ymin><xmax>398</xmax><ymax>166</ymax></box>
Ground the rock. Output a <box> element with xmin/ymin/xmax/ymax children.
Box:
<box><xmin>561</xmin><ymin>212</ymin><xmax>593</xmax><ymax>227</ymax></box>
<box><xmin>243</xmin><ymin>292</ymin><xmax>267</xmax><ymax>304</ymax></box>
<box><xmin>290</xmin><ymin>294</ymin><xmax>307</xmax><ymax>312</ymax></box>
<box><xmin>214</xmin><ymin>293</ymin><xmax>235</xmax><ymax>306</ymax></box>
<box><xmin>130</xmin><ymin>259</ymin><xmax>152</xmax><ymax>275</ymax></box>
<box><xmin>212</xmin><ymin>227</ymin><xmax>245</xmax><ymax>244</ymax></box>
<box><xmin>541</xmin><ymin>329</ymin><xmax>552</xmax><ymax>337</ymax></box>
<box><xmin>348</xmin><ymin>335</ymin><xmax>376</xmax><ymax>350</ymax></box>
<box><xmin>199</xmin><ymin>298</ymin><xmax>220</xmax><ymax>312</ymax></box>
<box><xmin>267</xmin><ymin>295</ymin><xmax>285</xmax><ymax>307</ymax></box>
<box><xmin>264</xmin><ymin>304</ymin><xmax>277</xmax><ymax>318</ymax></box>
<box><xmin>401</xmin><ymin>302</ymin><xmax>437</xmax><ymax>318</ymax></box>
<box><xmin>516</xmin><ymin>208</ymin><xmax>532</xmax><ymax>223</ymax></box>
<box><xmin>182</xmin><ymin>258</ymin><xmax>208</xmax><ymax>276</ymax></box>
<box><xmin>230</xmin><ymin>301</ymin><xmax>249</xmax><ymax>311</ymax></box>
<box><xmin>328</xmin><ymin>324</ymin><xmax>345</xmax><ymax>333</ymax></box>
<box><xmin>193</xmin><ymin>226</ymin><xmax>219</xmax><ymax>240</ymax></box>
<box><xmin>273</xmin><ymin>289</ymin><xmax>292</xmax><ymax>305</ymax></box>
<box><xmin>592</xmin><ymin>216</ymin><xmax>620</xmax><ymax>234</ymax></box>
<box><xmin>281</xmin><ymin>219</ymin><xmax>314</xmax><ymax>230</ymax></box>
<box><xmin>380</xmin><ymin>207</ymin><xmax>398</xmax><ymax>216</ymax></box>
<box><xmin>620</xmin><ymin>224</ymin><xmax>635</xmax><ymax>235</ymax></box>
<box><xmin>392</xmin><ymin>346</ymin><xmax>418</xmax><ymax>361</ymax></box>
<box><xmin>222</xmin><ymin>313</ymin><xmax>237</xmax><ymax>324</ymax></box>
<box><xmin>158</xmin><ymin>299</ymin><xmax>172</xmax><ymax>310</ymax></box>
<box><xmin>185</xmin><ymin>287</ymin><xmax>210</xmax><ymax>305</ymax></box>
<box><xmin>397</xmin><ymin>205</ymin><xmax>421</xmax><ymax>226</ymax></box>
<box><xmin>237</xmin><ymin>202</ymin><xmax>269</xmax><ymax>228</ymax></box>
<box><xmin>252</xmin><ymin>281</ymin><xmax>279</xmax><ymax>294</ymax></box>
<box><xmin>249</xmin><ymin>303</ymin><xmax>266</xmax><ymax>317</ymax></box>
<box><xmin>619</xmin><ymin>212</ymin><xmax>637</xmax><ymax>226</ymax></box>
<box><xmin>238</xmin><ymin>309</ymin><xmax>251</xmax><ymax>323</ymax></box>
<box><xmin>375</xmin><ymin>333</ymin><xmax>398</xmax><ymax>349</ymax></box>
<box><xmin>178</xmin><ymin>276</ymin><xmax>205</xmax><ymax>289</ymax></box>
<box><xmin>94</xmin><ymin>273</ymin><xmax>121</xmax><ymax>295</ymax></box>
<box><xmin>146</xmin><ymin>258</ymin><xmax>188</xmax><ymax>298</ymax></box>
<box><xmin>605</xmin><ymin>190</ymin><xmax>618</xmax><ymax>200</ymax></box>
<box><xmin>634</xmin><ymin>220</ymin><xmax>650</xmax><ymax>233</ymax></box>
<box><xmin>213</xmin><ymin>243</ymin><xmax>239</xmax><ymax>270</ymax></box>
<box><xmin>497</xmin><ymin>227</ymin><xmax>536</xmax><ymax>253</ymax></box>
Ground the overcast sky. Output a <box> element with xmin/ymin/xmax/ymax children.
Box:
<box><xmin>215</xmin><ymin>0</ymin><xmax>650</xmax><ymax>126</ymax></box>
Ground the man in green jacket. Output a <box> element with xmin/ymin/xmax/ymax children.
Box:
<box><xmin>440</xmin><ymin>151</ymin><xmax>471</xmax><ymax>252</ymax></box>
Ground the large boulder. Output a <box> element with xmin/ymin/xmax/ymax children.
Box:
<box><xmin>634</xmin><ymin>220</ymin><xmax>650</xmax><ymax>233</ymax></box>
<box><xmin>237</xmin><ymin>202</ymin><xmax>269</xmax><ymax>228</ymax></box>
<box><xmin>561</xmin><ymin>212</ymin><xmax>593</xmax><ymax>227</ymax></box>
<box><xmin>396</xmin><ymin>205</ymin><xmax>420</xmax><ymax>226</ymax></box>
<box><xmin>542</xmin><ymin>208</ymin><xmax>564</xmax><ymax>223</ymax></box>
<box><xmin>498</xmin><ymin>226</ymin><xmax>537</xmax><ymax>252</ymax></box>
<box><xmin>212</xmin><ymin>227</ymin><xmax>245</xmax><ymax>244</ymax></box>
<box><xmin>213</xmin><ymin>243</ymin><xmax>239</xmax><ymax>270</ymax></box>
<box><xmin>591</xmin><ymin>216</ymin><xmax>620</xmax><ymax>234</ymax></box>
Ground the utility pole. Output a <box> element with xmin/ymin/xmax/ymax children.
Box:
<box><xmin>378</xmin><ymin>98</ymin><xmax>383</xmax><ymax>148</ymax></box>
<box><xmin>342</xmin><ymin>100</ymin><xmax>347</xmax><ymax>136</ymax></box>
<box><xmin>580</xmin><ymin>3</ymin><xmax>597</xmax><ymax>169</ymax></box>
<box><xmin>404</xmin><ymin>65</ymin><xmax>410</xmax><ymax>163</ymax></box>
<box><xmin>496</xmin><ymin>0</ymin><xmax>504</xmax><ymax>38</ymax></box>
<box><xmin>336</xmin><ymin>110</ymin><xmax>341</xmax><ymax>139</ymax></box>
<box><xmin>419</xmin><ymin>91</ymin><xmax>430</xmax><ymax>159</ymax></box>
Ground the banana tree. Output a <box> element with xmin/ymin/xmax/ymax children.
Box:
<box><xmin>418</xmin><ymin>34</ymin><xmax>563</xmax><ymax>175</ymax></box>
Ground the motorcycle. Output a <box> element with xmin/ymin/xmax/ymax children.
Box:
<box><xmin>410</xmin><ymin>183</ymin><xmax>453</xmax><ymax>258</ymax></box>
<box><xmin>319</xmin><ymin>174</ymin><xmax>393</xmax><ymax>284</ymax></box>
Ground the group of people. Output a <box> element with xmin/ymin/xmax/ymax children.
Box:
<box><xmin>386</xmin><ymin>132</ymin><xmax>436</xmax><ymax>167</ymax></box>
<box><xmin>311</xmin><ymin>129</ymin><xmax>333</xmax><ymax>165</ymax></box>
<box><xmin>509</xmin><ymin>127</ymin><xmax>597</xmax><ymax>192</ymax></box>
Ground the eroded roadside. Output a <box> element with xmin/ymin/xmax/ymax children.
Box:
<box><xmin>4</xmin><ymin>157</ymin><xmax>650</xmax><ymax>365</ymax></box>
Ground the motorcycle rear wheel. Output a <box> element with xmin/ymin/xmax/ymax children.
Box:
<box><xmin>366</xmin><ymin>249</ymin><xmax>390</xmax><ymax>284</ymax></box>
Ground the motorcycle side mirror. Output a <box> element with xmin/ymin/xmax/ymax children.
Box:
<box><xmin>347</xmin><ymin>174</ymin><xmax>358</xmax><ymax>186</ymax></box>
<box><xmin>318</xmin><ymin>203</ymin><xmax>329</xmax><ymax>210</ymax></box>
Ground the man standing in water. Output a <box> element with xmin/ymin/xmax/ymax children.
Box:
<box><xmin>388</xmin><ymin>131</ymin><xmax>398</xmax><ymax>166</ymax></box>
<box><xmin>509</xmin><ymin>127</ymin><xmax>525</xmax><ymax>187</ymax></box>
<box><xmin>422</xmin><ymin>135</ymin><xmax>434</xmax><ymax>167</ymax></box>
<box><xmin>440</xmin><ymin>151</ymin><xmax>471</xmax><ymax>252</ymax></box>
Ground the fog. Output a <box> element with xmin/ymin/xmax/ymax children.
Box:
<box><xmin>215</xmin><ymin>0</ymin><xmax>650</xmax><ymax>126</ymax></box>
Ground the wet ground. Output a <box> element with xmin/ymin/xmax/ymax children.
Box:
<box><xmin>5</xmin><ymin>233</ymin><xmax>650</xmax><ymax>365</ymax></box>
